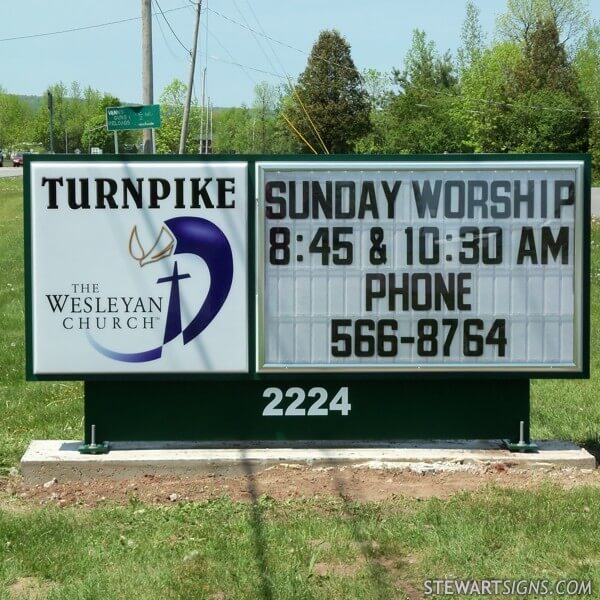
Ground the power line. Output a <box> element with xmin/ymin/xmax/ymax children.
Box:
<box><xmin>153</xmin><ymin>3</ymin><xmax>182</xmax><ymax>59</ymax></box>
<box><xmin>409</xmin><ymin>82</ymin><xmax>600</xmax><ymax>119</ymax></box>
<box><xmin>206</xmin><ymin>6</ymin><xmax>305</xmax><ymax>57</ymax></box>
<box><xmin>0</xmin><ymin>6</ymin><xmax>188</xmax><ymax>43</ymax></box>
<box><xmin>233</xmin><ymin>0</ymin><xmax>329</xmax><ymax>153</ymax></box>
<box><xmin>207</xmin><ymin>6</ymin><xmax>600</xmax><ymax>120</ymax></box>
<box><xmin>207</xmin><ymin>54</ymin><xmax>284</xmax><ymax>79</ymax></box>
<box><xmin>4</xmin><ymin>2</ymin><xmax>596</xmax><ymax>122</ymax></box>
<box><xmin>206</xmin><ymin>29</ymin><xmax>257</xmax><ymax>85</ymax></box>
<box><xmin>231</xmin><ymin>0</ymin><xmax>279</xmax><ymax>80</ymax></box>
<box><xmin>154</xmin><ymin>0</ymin><xmax>190</xmax><ymax>56</ymax></box>
<box><xmin>206</xmin><ymin>5</ymin><xmax>367</xmax><ymax>88</ymax></box>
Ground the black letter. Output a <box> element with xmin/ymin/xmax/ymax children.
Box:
<box><xmin>541</xmin><ymin>227</ymin><xmax>569</xmax><ymax>264</ymax></box>
<box><xmin>149</xmin><ymin>178</ymin><xmax>171</xmax><ymax>208</ymax></box>
<box><xmin>554</xmin><ymin>180</ymin><xmax>575</xmax><ymax>218</ymax></box>
<box><xmin>517</xmin><ymin>227</ymin><xmax>538</xmax><ymax>264</ymax></box>
<box><xmin>490</xmin><ymin>181</ymin><xmax>511</xmax><ymax>218</ymax></box>
<box><xmin>413</xmin><ymin>180</ymin><xmax>441</xmax><ymax>218</ymax></box>
<box><xmin>514</xmin><ymin>180</ymin><xmax>534</xmax><ymax>218</ymax></box>
<box><xmin>444</xmin><ymin>181</ymin><xmax>465</xmax><ymax>218</ymax></box>
<box><xmin>365</xmin><ymin>274</ymin><xmax>386</xmax><ymax>311</ymax></box>
<box><xmin>191</xmin><ymin>178</ymin><xmax>213</xmax><ymax>208</ymax></box>
<box><xmin>358</xmin><ymin>181</ymin><xmax>379</xmax><ymax>219</ymax></box>
<box><xmin>42</xmin><ymin>177</ymin><xmax>63</xmax><ymax>209</ymax></box>
<box><xmin>122</xmin><ymin>178</ymin><xmax>144</xmax><ymax>209</ymax></box>
<box><xmin>67</xmin><ymin>178</ymin><xmax>90</xmax><ymax>209</ymax></box>
<box><xmin>467</xmin><ymin>181</ymin><xmax>488</xmax><ymax>218</ymax></box>
<box><xmin>382</xmin><ymin>181</ymin><xmax>401</xmax><ymax>218</ymax></box>
<box><xmin>95</xmin><ymin>178</ymin><xmax>119</xmax><ymax>209</ymax></box>
<box><xmin>335</xmin><ymin>182</ymin><xmax>355</xmax><ymax>218</ymax></box>
<box><xmin>265</xmin><ymin>181</ymin><xmax>286</xmax><ymax>219</ymax></box>
<box><xmin>217</xmin><ymin>178</ymin><xmax>235</xmax><ymax>208</ymax></box>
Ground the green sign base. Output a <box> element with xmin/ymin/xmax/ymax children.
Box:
<box><xmin>84</xmin><ymin>379</ymin><xmax>530</xmax><ymax>446</ymax></box>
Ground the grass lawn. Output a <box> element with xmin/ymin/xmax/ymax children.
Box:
<box><xmin>531</xmin><ymin>212</ymin><xmax>600</xmax><ymax>446</ymax></box>
<box><xmin>0</xmin><ymin>176</ymin><xmax>599</xmax><ymax>598</ymax></box>
<box><xmin>0</xmin><ymin>489</ymin><xmax>599</xmax><ymax>599</ymax></box>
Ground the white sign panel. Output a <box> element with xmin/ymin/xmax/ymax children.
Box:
<box><xmin>30</xmin><ymin>161</ymin><xmax>248</xmax><ymax>374</ymax></box>
<box><xmin>257</xmin><ymin>161</ymin><xmax>584</xmax><ymax>372</ymax></box>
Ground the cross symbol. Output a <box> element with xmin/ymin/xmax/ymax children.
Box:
<box><xmin>157</xmin><ymin>261</ymin><xmax>191</xmax><ymax>344</ymax></box>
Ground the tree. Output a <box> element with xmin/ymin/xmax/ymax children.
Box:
<box><xmin>458</xmin><ymin>0</ymin><xmax>485</xmax><ymax>73</ymax></box>
<box><xmin>459</xmin><ymin>11</ymin><xmax>589</xmax><ymax>154</ymax></box>
<box><xmin>81</xmin><ymin>95</ymin><xmax>131</xmax><ymax>153</ymax></box>
<box><xmin>212</xmin><ymin>83</ymin><xmax>290</xmax><ymax>154</ymax></box>
<box><xmin>513</xmin><ymin>16</ymin><xmax>580</xmax><ymax>90</ymax></box>
<box><xmin>30</xmin><ymin>82</ymin><xmax>68</xmax><ymax>153</ymax></box>
<box><xmin>28</xmin><ymin>81</ymin><xmax>122</xmax><ymax>153</ymax></box>
<box><xmin>361</xmin><ymin>69</ymin><xmax>393</xmax><ymax>111</ymax></box>
<box><xmin>285</xmin><ymin>30</ymin><xmax>370</xmax><ymax>153</ymax></box>
<box><xmin>354</xmin><ymin>69</ymin><xmax>394</xmax><ymax>153</ymax></box>
<box><xmin>575</xmin><ymin>22</ymin><xmax>600</xmax><ymax>178</ymax></box>
<box><xmin>0</xmin><ymin>88</ymin><xmax>33</xmax><ymax>150</ymax></box>
<box><xmin>395</xmin><ymin>30</ymin><xmax>457</xmax><ymax>92</ymax></box>
<box><xmin>383</xmin><ymin>30</ymin><xmax>466</xmax><ymax>153</ymax></box>
<box><xmin>509</xmin><ymin>16</ymin><xmax>589</xmax><ymax>151</ymax></box>
<box><xmin>213</xmin><ymin>106</ymin><xmax>253</xmax><ymax>153</ymax></box>
<box><xmin>155</xmin><ymin>79</ymin><xmax>200</xmax><ymax>154</ymax></box>
<box><xmin>458</xmin><ymin>42</ymin><xmax>522</xmax><ymax>152</ymax></box>
<box><xmin>497</xmin><ymin>0</ymin><xmax>589</xmax><ymax>47</ymax></box>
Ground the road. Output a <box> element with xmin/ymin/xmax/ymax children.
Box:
<box><xmin>593</xmin><ymin>187</ymin><xmax>600</xmax><ymax>217</ymax></box>
<box><xmin>1</xmin><ymin>166</ymin><xmax>600</xmax><ymax>215</ymax></box>
<box><xmin>0</xmin><ymin>167</ymin><xmax>22</xmax><ymax>178</ymax></box>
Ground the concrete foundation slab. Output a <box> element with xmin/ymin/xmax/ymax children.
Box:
<box><xmin>20</xmin><ymin>440</ymin><xmax>596</xmax><ymax>484</ymax></box>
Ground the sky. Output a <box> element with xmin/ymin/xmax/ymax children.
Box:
<box><xmin>1</xmin><ymin>0</ymin><xmax>599</xmax><ymax>107</ymax></box>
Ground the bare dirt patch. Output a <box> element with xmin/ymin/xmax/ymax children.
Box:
<box><xmin>2</xmin><ymin>463</ymin><xmax>599</xmax><ymax>508</ymax></box>
<box><xmin>8</xmin><ymin>577</ymin><xmax>57</xmax><ymax>599</ymax></box>
<box><xmin>313</xmin><ymin>558</ymin><xmax>365</xmax><ymax>577</ymax></box>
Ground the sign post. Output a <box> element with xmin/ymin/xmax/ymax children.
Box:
<box><xmin>24</xmin><ymin>154</ymin><xmax>590</xmax><ymax>451</ymax></box>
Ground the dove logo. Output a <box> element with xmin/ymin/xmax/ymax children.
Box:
<box><xmin>88</xmin><ymin>216</ymin><xmax>234</xmax><ymax>363</ymax></box>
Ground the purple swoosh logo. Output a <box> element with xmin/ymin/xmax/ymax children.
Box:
<box><xmin>90</xmin><ymin>217</ymin><xmax>234</xmax><ymax>363</ymax></box>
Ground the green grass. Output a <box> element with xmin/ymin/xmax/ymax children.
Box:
<box><xmin>1</xmin><ymin>176</ymin><xmax>599</xmax><ymax>599</ymax></box>
<box><xmin>0</xmin><ymin>178</ymin><xmax>82</xmax><ymax>474</ymax></box>
<box><xmin>531</xmin><ymin>214</ymin><xmax>600</xmax><ymax>447</ymax></box>
<box><xmin>1</xmin><ymin>489</ymin><xmax>599</xmax><ymax>599</ymax></box>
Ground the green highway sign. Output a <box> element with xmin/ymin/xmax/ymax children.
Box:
<box><xmin>105</xmin><ymin>104</ymin><xmax>161</xmax><ymax>131</ymax></box>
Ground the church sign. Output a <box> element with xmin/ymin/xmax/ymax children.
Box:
<box><xmin>24</xmin><ymin>155</ymin><xmax>590</xmax><ymax>444</ymax></box>
<box><xmin>27</xmin><ymin>160</ymin><xmax>248</xmax><ymax>375</ymax></box>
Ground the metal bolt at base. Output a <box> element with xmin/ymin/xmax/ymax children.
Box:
<box><xmin>78</xmin><ymin>424</ymin><xmax>111</xmax><ymax>455</ymax></box>
<box><xmin>504</xmin><ymin>421</ymin><xmax>539</xmax><ymax>453</ymax></box>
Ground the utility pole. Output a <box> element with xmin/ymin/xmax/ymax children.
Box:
<box><xmin>199</xmin><ymin>67</ymin><xmax>207</xmax><ymax>152</ymax></box>
<box><xmin>208</xmin><ymin>97</ymin><xmax>213</xmax><ymax>153</ymax></box>
<box><xmin>142</xmin><ymin>0</ymin><xmax>154</xmax><ymax>154</ymax></box>
<box><xmin>47</xmin><ymin>91</ymin><xmax>54</xmax><ymax>153</ymax></box>
<box><xmin>179</xmin><ymin>0</ymin><xmax>202</xmax><ymax>154</ymax></box>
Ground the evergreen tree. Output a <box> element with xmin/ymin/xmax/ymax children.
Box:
<box><xmin>458</xmin><ymin>0</ymin><xmax>484</xmax><ymax>73</ymax></box>
<box><xmin>509</xmin><ymin>17</ymin><xmax>589</xmax><ymax>152</ymax></box>
<box><xmin>497</xmin><ymin>0</ymin><xmax>589</xmax><ymax>47</ymax></box>
<box><xmin>285</xmin><ymin>30</ymin><xmax>370</xmax><ymax>154</ymax></box>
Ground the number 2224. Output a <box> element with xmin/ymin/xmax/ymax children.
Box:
<box><xmin>262</xmin><ymin>387</ymin><xmax>351</xmax><ymax>416</ymax></box>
